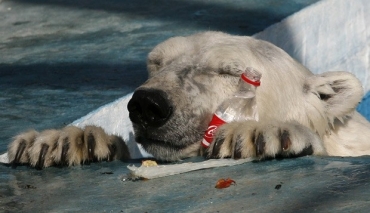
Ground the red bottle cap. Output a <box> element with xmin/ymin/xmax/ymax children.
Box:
<box><xmin>241</xmin><ymin>67</ymin><xmax>261</xmax><ymax>86</ymax></box>
<box><xmin>241</xmin><ymin>73</ymin><xmax>260</xmax><ymax>86</ymax></box>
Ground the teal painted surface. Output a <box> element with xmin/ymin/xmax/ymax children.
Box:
<box><xmin>2</xmin><ymin>156</ymin><xmax>370</xmax><ymax>212</ymax></box>
<box><xmin>358</xmin><ymin>92</ymin><xmax>370</xmax><ymax>121</ymax></box>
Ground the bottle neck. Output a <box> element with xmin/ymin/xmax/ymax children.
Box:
<box><xmin>234</xmin><ymin>79</ymin><xmax>257</xmax><ymax>98</ymax></box>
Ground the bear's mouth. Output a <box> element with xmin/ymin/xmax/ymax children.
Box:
<box><xmin>135</xmin><ymin>135</ymin><xmax>195</xmax><ymax>150</ymax></box>
<box><xmin>131</xmin><ymin>115</ymin><xmax>209</xmax><ymax>160</ymax></box>
<box><xmin>135</xmin><ymin>134</ymin><xmax>202</xmax><ymax>161</ymax></box>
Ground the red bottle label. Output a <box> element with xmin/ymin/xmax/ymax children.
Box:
<box><xmin>202</xmin><ymin>114</ymin><xmax>227</xmax><ymax>148</ymax></box>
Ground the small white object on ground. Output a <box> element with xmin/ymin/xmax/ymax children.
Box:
<box><xmin>127</xmin><ymin>158</ymin><xmax>253</xmax><ymax>179</ymax></box>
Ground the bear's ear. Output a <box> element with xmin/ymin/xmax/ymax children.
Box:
<box><xmin>305</xmin><ymin>71</ymin><xmax>364</xmax><ymax>121</ymax></box>
<box><xmin>147</xmin><ymin>36</ymin><xmax>190</xmax><ymax>74</ymax></box>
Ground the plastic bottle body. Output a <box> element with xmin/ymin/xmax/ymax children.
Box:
<box><xmin>216</xmin><ymin>79</ymin><xmax>258</xmax><ymax>122</ymax></box>
<box><xmin>202</xmin><ymin>67</ymin><xmax>261</xmax><ymax>148</ymax></box>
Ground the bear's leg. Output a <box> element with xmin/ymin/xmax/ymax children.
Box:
<box><xmin>207</xmin><ymin>120</ymin><xmax>326</xmax><ymax>159</ymax></box>
<box><xmin>8</xmin><ymin>125</ymin><xmax>130</xmax><ymax>169</ymax></box>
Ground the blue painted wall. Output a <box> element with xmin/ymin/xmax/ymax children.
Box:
<box><xmin>358</xmin><ymin>91</ymin><xmax>370</xmax><ymax>121</ymax></box>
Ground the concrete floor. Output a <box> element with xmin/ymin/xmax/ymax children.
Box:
<box><xmin>2</xmin><ymin>0</ymin><xmax>370</xmax><ymax>212</ymax></box>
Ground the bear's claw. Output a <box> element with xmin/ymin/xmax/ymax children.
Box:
<box><xmin>254</xmin><ymin>133</ymin><xmax>265</xmax><ymax>157</ymax></box>
<box><xmin>60</xmin><ymin>140</ymin><xmax>69</xmax><ymax>165</ymax></box>
<box><xmin>280</xmin><ymin>130</ymin><xmax>291</xmax><ymax>152</ymax></box>
<box><xmin>87</xmin><ymin>133</ymin><xmax>96</xmax><ymax>162</ymax></box>
<box><xmin>11</xmin><ymin>139</ymin><xmax>26</xmax><ymax>168</ymax></box>
<box><xmin>35</xmin><ymin>144</ymin><xmax>49</xmax><ymax>170</ymax></box>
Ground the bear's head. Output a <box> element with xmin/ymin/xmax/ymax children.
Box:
<box><xmin>127</xmin><ymin>32</ymin><xmax>363</xmax><ymax>161</ymax></box>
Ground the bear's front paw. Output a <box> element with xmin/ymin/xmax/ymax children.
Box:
<box><xmin>207</xmin><ymin>121</ymin><xmax>326</xmax><ymax>160</ymax></box>
<box><xmin>8</xmin><ymin>125</ymin><xmax>130</xmax><ymax>169</ymax></box>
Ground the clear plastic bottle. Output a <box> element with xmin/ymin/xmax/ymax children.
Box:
<box><xmin>202</xmin><ymin>67</ymin><xmax>262</xmax><ymax>148</ymax></box>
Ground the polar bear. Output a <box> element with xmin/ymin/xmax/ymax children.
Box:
<box><xmin>7</xmin><ymin>31</ymin><xmax>370</xmax><ymax>169</ymax></box>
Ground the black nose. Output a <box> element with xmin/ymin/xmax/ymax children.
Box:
<box><xmin>127</xmin><ymin>89</ymin><xmax>173</xmax><ymax>128</ymax></box>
